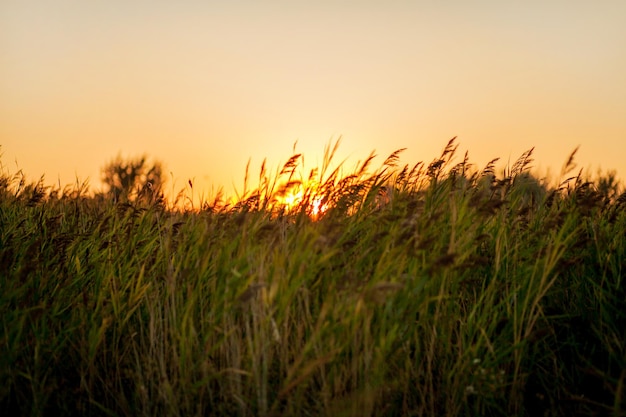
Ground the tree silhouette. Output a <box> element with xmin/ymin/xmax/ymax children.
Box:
<box><xmin>101</xmin><ymin>154</ymin><xmax>164</xmax><ymax>203</ymax></box>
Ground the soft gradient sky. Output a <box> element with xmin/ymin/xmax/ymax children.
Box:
<box><xmin>2</xmin><ymin>0</ymin><xmax>625</xmax><ymax>199</ymax></box>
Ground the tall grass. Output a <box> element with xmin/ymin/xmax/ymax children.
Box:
<box><xmin>1</xmin><ymin>139</ymin><xmax>625</xmax><ymax>416</ymax></box>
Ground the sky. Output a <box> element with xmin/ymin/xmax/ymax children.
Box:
<box><xmin>2</xmin><ymin>0</ymin><xmax>626</xmax><ymax>200</ymax></box>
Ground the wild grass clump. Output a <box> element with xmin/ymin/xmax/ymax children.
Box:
<box><xmin>1</xmin><ymin>139</ymin><xmax>626</xmax><ymax>416</ymax></box>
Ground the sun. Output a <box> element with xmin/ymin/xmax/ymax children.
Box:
<box><xmin>283</xmin><ymin>188</ymin><xmax>304</xmax><ymax>208</ymax></box>
<box><xmin>274</xmin><ymin>182</ymin><xmax>328</xmax><ymax>219</ymax></box>
<box><xmin>310</xmin><ymin>196</ymin><xmax>325</xmax><ymax>218</ymax></box>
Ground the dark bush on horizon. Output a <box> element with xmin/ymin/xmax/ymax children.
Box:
<box><xmin>100</xmin><ymin>154</ymin><xmax>165</xmax><ymax>204</ymax></box>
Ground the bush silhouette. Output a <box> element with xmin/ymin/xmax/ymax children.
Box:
<box><xmin>101</xmin><ymin>154</ymin><xmax>164</xmax><ymax>203</ymax></box>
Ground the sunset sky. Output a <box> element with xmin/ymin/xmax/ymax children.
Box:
<box><xmin>2</xmin><ymin>0</ymin><xmax>626</xmax><ymax>200</ymax></box>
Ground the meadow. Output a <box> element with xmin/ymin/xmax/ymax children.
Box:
<box><xmin>1</xmin><ymin>139</ymin><xmax>625</xmax><ymax>416</ymax></box>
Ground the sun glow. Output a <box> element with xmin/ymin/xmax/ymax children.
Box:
<box><xmin>310</xmin><ymin>196</ymin><xmax>325</xmax><ymax>218</ymax></box>
<box><xmin>274</xmin><ymin>182</ymin><xmax>329</xmax><ymax>220</ymax></box>
<box><xmin>282</xmin><ymin>189</ymin><xmax>303</xmax><ymax>208</ymax></box>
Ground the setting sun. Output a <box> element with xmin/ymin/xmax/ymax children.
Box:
<box><xmin>310</xmin><ymin>195</ymin><xmax>326</xmax><ymax>218</ymax></box>
<box><xmin>273</xmin><ymin>180</ymin><xmax>329</xmax><ymax>219</ymax></box>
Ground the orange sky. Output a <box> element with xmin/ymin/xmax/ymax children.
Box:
<box><xmin>2</xmin><ymin>1</ymin><xmax>625</xmax><ymax>201</ymax></box>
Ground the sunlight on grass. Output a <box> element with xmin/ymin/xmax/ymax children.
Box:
<box><xmin>272</xmin><ymin>180</ymin><xmax>329</xmax><ymax>220</ymax></box>
<box><xmin>1</xmin><ymin>140</ymin><xmax>626</xmax><ymax>416</ymax></box>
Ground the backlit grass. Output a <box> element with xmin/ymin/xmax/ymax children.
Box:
<box><xmin>1</xmin><ymin>139</ymin><xmax>625</xmax><ymax>416</ymax></box>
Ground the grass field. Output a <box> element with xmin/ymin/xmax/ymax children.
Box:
<box><xmin>1</xmin><ymin>139</ymin><xmax>625</xmax><ymax>416</ymax></box>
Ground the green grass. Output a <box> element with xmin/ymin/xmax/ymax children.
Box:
<box><xmin>1</xmin><ymin>139</ymin><xmax>626</xmax><ymax>416</ymax></box>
